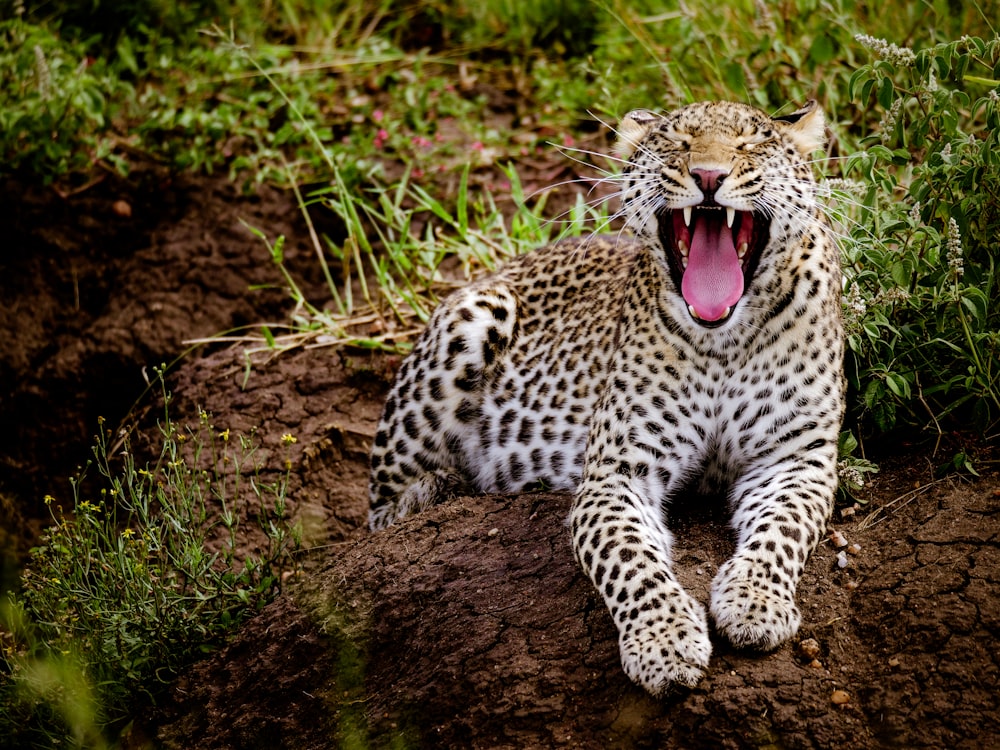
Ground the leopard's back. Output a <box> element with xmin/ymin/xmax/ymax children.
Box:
<box><xmin>367</xmin><ymin>235</ymin><xmax>638</xmax><ymax>526</ymax></box>
<box><xmin>470</xmin><ymin>236</ymin><xmax>639</xmax><ymax>492</ymax></box>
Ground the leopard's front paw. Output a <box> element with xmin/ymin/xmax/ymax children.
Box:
<box><xmin>709</xmin><ymin>556</ymin><xmax>801</xmax><ymax>651</ymax></box>
<box><xmin>617</xmin><ymin>593</ymin><xmax>712</xmax><ymax>696</ymax></box>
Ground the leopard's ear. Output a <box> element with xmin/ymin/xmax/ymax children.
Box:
<box><xmin>616</xmin><ymin>109</ymin><xmax>661</xmax><ymax>160</ymax></box>
<box><xmin>773</xmin><ymin>100</ymin><xmax>826</xmax><ymax>159</ymax></box>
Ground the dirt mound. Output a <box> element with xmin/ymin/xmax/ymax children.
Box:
<box><xmin>139</xmin><ymin>344</ymin><xmax>999</xmax><ymax>750</ymax></box>
<box><xmin>0</xmin><ymin>168</ymin><xmax>325</xmax><ymax>525</ymax></box>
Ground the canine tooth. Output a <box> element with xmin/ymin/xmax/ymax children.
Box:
<box><xmin>683</xmin><ymin>206</ymin><xmax>692</xmax><ymax>227</ymax></box>
<box><xmin>737</xmin><ymin>242</ymin><xmax>749</xmax><ymax>259</ymax></box>
<box><xmin>726</xmin><ymin>207</ymin><xmax>736</xmax><ymax>228</ymax></box>
<box><xmin>678</xmin><ymin>239</ymin><xmax>689</xmax><ymax>256</ymax></box>
<box><xmin>722</xmin><ymin>306</ymin><xmax>731</xmax><ymax>318</ymax></box>
<box><xmin>687</xmin><ymin>304</ymin><xmax>700</xmax><ymax>319</ymax></box>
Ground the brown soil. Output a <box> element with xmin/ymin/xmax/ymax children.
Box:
<box><xmin>2</xmin><ymin>160</ymin><xmax>999</xmax><ymax>749</ymax></box>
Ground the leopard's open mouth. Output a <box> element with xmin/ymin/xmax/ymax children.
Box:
<box><xmin>657</xmin><ymin>206</ymin><xmax>770</xmax><ymax>327</ymax></box>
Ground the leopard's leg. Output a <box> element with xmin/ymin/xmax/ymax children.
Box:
<box><xmin>368</xmin><ymin>283</ymin><xmax>519</xmax><ymax>531</ymax></box>
<box><xmin>709</xmin><ymin>450</ymin><xmax>838</xmax><ymax>650</ymax></box>
<box><xmin>571</xmin><ymin>460</ymin><xmax>712</xmax><ymax>695</ymax></box>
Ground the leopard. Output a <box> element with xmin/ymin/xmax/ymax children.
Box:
<box><xmin>367</xmin><ymin>100</ymin><xmax>845</xmax><ymax>696</ymax></box>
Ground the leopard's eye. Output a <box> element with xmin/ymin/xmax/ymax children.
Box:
<box><xmin>662</xmin><ymin>131</ymin><xmax>691</xmax><ymax>151</ymax></box>
<box><xmin>737</xmin><ymin>130</ymin><xmax>777</xmax><ymax>150</ymax></box>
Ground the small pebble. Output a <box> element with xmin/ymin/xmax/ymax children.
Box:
<box><xmin>808</xmin><ymin>659</ymin><xmax>823</xmax><ymax>669</ymax></box>
<box><xmin>844</xmin><ymin>579</ymin><xmax>859</xmax><ymax>590</ymax></box>
<box><xmin>888</xmin><ymin>656</ymin><xmax>901</xmax><ymax>668</ymax></box>
<box><xmin>798</xmin><ymin>638</ymin><xmax>822</xmax><ymax>659</ymax></box>
<box><xmin>847</xmin><ymin>543</ymin><xmax>862</xmax><ymax>555</ymax></box>
<box><xmin>487</xmin><ymin>527</ymin><xmax>500</xmax><ymax>537</ymax></box>
<box><xmin>831</xmin><ymin>689</ymin><xmax>851</xmax><ymax>705</ymax></box>
<box><xmin>830</xmin><ymin>529</ymin><xmax>849</xmax><ymax>547</ymax></box>
<box><xmin>836</xmin><ymin>551</ymin><xmax>849</xmax><ymax>568</ymax></box>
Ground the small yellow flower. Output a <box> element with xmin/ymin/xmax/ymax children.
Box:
<box><xmin>219</xmin><ymin>428</ymin><xmax>230</xmax><ymax>442</ymax></box>
<box><xmin>44</xmin><ymin>494</ymin><xmax>54</xmax><ymax>505</ymax></box>
<box><xmin>281</xmin><ymin>433</ymin><xmax>297</xmax><ymax>445</ymax></box>
<box><xmin>121</xmin><ymin>529</ymin><xmax>135</xmax><ymax>539</ymax></box>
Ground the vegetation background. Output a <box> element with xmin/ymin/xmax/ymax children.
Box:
<box><xmin>0</xmin><ymin>0</ymin><xmax>997</xmax><ymax>746</ymax></box>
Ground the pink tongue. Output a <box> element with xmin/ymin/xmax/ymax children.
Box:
<box><xmin>681</xmin><ymin>214</ymin><xmax>744</xmax><ymax>321</ymax></box>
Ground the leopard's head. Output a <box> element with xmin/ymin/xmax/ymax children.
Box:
<box><xmin>616</xmin><ymin>100</ymin><xmax>826</xmax><ymax>327</ymax></box>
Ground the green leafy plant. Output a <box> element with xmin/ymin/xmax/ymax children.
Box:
<box><xmin>842</xmin><ymin>34</ymin><xmax>1000</xmax><ymax>437</ymax></box>
<box><xmin>1</xmin><ymin>373</ymin><xmax>300</xmax><ymax>746</ymax></box>
<box><xmin>836</xmin><ymin>430</ymin><xmax>880</xmax><ymax>501</ymax></box>
<box><xmin>0</xmin><ymin>17</ymin><xmax>132</xmax><ymax>183</ymax></box>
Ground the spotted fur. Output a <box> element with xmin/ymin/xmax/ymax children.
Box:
<box><xmin>368</xmin><ymin>101</ymin><xmax>845</xmax><ymax>696</ymax></box>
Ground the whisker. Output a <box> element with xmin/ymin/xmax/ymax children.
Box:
<box><xmin>554</xmin><ymin>143</ymin><xmax>632</xmax><ymax>170</ymax></box>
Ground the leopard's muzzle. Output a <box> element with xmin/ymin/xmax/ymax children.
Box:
<box><xmin>657</xmin><ymin>204</ymin><xmax>771</xmax><ymax>327</ymax></box>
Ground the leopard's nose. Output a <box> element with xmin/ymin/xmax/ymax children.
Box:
<box><xmin>691</xmin><ymin>168</ymin><xmax>729</xmax><ymax>199</ymax></box>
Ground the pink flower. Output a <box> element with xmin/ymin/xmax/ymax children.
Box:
<box><xmin>471</xmin><ymin>141</ymin><xmax>484</xmax><ymax>151</ymax></box>
<box><xmin>373</xmin><ymin>109</ymin><xmax>384</xmax><ymax>123</ymax></box>
<box><xmin>373</xmin><ymin>128</ymin><xmax>390</xmax><ymax>149</ymax></box>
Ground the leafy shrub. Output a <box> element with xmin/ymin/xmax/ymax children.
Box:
<box><xmin>1</xmin><ymin>381</ymin><xmax>300</xmax><ymax>746</ymax></box>
<box><xmin>0</xmin><ymin>18</ymin><xmax>131</xmax><ymax>182</ymax></box>
<box><xmin>841</xmin><ymin>35</ymin><xmax>1000</xmax><ymax>435</ymax></box>
<box><xmin>458</xmin><ymin>0</ymin><xmax>602</xmax><ymax>57</ymax></box>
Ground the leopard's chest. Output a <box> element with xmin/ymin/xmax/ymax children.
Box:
<box><xmin>466</xmin><ymin>237</ymin><xmax>841</xmax><ymax>494</ymax></box>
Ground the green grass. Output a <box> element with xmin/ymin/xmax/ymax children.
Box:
<box><xmin>235</xmin><ymin>157</ymin><xmax>614</xmax><ymax>358</ymax></box>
